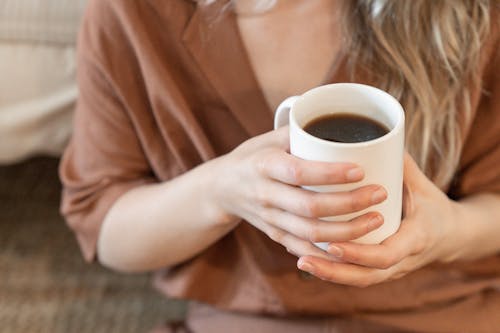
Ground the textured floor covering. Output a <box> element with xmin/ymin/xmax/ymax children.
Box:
<box><xmin>0</xmin><ymin>157</ymin><xmax>186</xmax><ymax>333</ymax></box>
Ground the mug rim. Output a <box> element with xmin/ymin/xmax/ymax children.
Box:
<box><xmin>290</xmin><ymin>83</ymin><xmax>405</xmax><ymax>148</ymax></box>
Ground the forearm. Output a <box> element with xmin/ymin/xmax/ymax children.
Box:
<box><xmin>95</xmin><ymin>127</ymin><xmax>378</xmax><ymax>273</ymax></box>
<box><xmin>97</xmin><ymin>157</ymin><xmax>239</xmax><ymax>273</ymax></box>
<box><xmin>449</xmin><ymin>193</ymin><xmax>500</xmax><ymax>262</ymax></box>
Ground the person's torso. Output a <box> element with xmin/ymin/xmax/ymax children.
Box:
<box><xmin>83</xmin><ymin>1</ymin><xmax>500</xmax><ymax>332</ymax></box>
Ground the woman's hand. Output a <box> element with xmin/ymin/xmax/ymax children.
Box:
<box><xmin>212</xmin><ymin>127</ymin><xmax>387</xmax><ymax>260</ymax></box>
<box><xmin>296</xmin><ymin>153</ymin><xmax>461</xmax><ymax>287</ymax></box>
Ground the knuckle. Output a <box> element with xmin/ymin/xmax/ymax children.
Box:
<box><xmin>326</xmin><ymin>167</ymin><xmax>342</xmax><ymax>181</ymax></box>
<box><xmin>344</xmin><ymin>226</ymin><xmax>360</xmax><ymax>240</ymax></box>
<box><xmin>254</xmin><ymin>152</ymin><xmax>273</xmax><ymax>175</ymax></box>
<box><xmin>378</xmin><ymin>255</ymin><xmax>396</xmax><ymax>269</ymax></box>
<box><xmin>302</xmin><ymin>196</ymin><xmax>320</xmax><ymax>218</ymax></box>
<box><xmin>286</xmin><ymin>247</ymin><xmax>299</xmax><ymax>257</ymax></box>
<box><xmin>286</xmin><ymin>160</ymin><xmax>303</xmax><ymax>184</ymax></box>
<box><xmin>344</xmin><ymin>249</ymin><xmax>360</xmax><ymax>262</ymax></box>
<box><xmin>347</xmin><ymin>192</ymin><xmax>363</xmax><ymax>212</ymax></box>
<box><xmin>306</xmin><ymin>220</ymin><xmax>322</xmax><ymax>242</ymax></box>
<box><xmin>390</xmin><ymin>270</ymin><xmax>409</xmax><ymax>281</ymax></box>
<box><xmin>255</xmin><ymin>188</ymin><xmax>272</xmax><ymax>207</ymax></box>
<box><xmin>254</xmin><ymin>158</ymin><xmax>267</xmax><ymax>175</ymax></box>
<box><xmin>259</xmin><ymin>209</ymin><xmax>273</xmax><ymax>224</ymax></box>
<box><xmin>354</xmin><ymin>277</ymin><xmax>375</xmax><ymax>288</ymax></box>
<box><xmin>267</xmin><ymin>228</ymin><xmax>284</xmax><ymax>243</ymax></box>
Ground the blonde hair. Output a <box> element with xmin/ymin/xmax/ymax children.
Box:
<box><xmin>342</xmin><ymin>0</ymin><xmax>491</xmax><ymax>188</ymax></box>
<box><xmin>199</xmin><ymin>0</ymin><xmax>491</xmax><ymax>188</ymax></box>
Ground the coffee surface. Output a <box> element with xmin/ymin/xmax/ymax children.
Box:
<box><xmin>303</xmin><ymin>113</ymin><xmax>389</xmax><ymax>143</ymax></box>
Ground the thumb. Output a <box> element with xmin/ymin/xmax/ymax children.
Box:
<box><xmin>403</xmin><ymin>152</ymin><xmax>433</xmax><ymax>193</ymax></box>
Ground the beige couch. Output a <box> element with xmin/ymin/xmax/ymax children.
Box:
<box><xmin>0</xmin><ymin>0</ymin><xmax>85</xmax><ymax>163</ymax></box>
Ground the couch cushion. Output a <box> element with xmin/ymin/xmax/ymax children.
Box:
<box><xmin>0</xmin><ymin>0</ymin><xmax>86</xmax><ymax>45</ymax></box>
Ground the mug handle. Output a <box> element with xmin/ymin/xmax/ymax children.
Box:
<box><xmin>274</xmin><ymin>96</ymin><xmax>299</xmax><ymax>129</ymax></box>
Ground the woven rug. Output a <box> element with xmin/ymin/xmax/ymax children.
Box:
<box><xmin>0</xmin><ymin>157</ymin><xmax>186</xmax><ymax>333</ymax></box>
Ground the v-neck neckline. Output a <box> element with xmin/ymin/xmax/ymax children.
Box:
<box><xmin>232</xmin><ymin>0</ymin><xmax>346</xmax><ymax>114</ymax></box>
<box><xmin>178</xmin><ymin>0</ymin><xmax>346</xmax><ymax>137</ymax></box>
<box><xmin>230</xmin><ymin>10</ymin><xmax>275</xmax><ymax>116</ymax></box>
<box><xmin>180</xmin><ymin>0</ymin><xmax>275</xmax><ymax>136</ymax></box>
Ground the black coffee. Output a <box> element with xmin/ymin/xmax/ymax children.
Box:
<box><xmin>303</xmin><ymin>113</ymin><xmax>389</xmax><ymax>143</ymax></box>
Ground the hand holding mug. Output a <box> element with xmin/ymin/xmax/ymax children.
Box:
<box><xmin>212</xmin><ymin>126</ymin><xmax>388</xmax><ymax>261</ymax></box>
<box><xmin>297</xmin><ymin>153</ymin><xmax>460</xmax><ymax>287</ymax></box>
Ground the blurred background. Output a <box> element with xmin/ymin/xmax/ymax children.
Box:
<box><xmin>0</xmin><ymin>1</ymin><xmax>186</xmax><ymax>332</ymax></box>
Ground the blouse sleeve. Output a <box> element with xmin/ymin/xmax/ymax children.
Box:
<box><xmin>59</xmin><ymin>2</ymin><xmax>158</xmax><ymax>261</ymax></box>
<box><xmin>59</xmin><ymin>54</ymin><xmax>158</xmax><ymax>261</ymax></box>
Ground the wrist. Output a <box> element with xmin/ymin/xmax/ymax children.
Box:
<box><xmin>201</xmin><ymin>156</ymin><xmax>241</xmax><ymax>227</ymax></box>
<box><xmin>442</xmin><ymin>194</ymin><xmax>500</xmax><ymax>262</ymax></box>
<box><xmin>438</xmin><ymin>199</ymin><xmax>470</xmax><ymax>263</ymax></box>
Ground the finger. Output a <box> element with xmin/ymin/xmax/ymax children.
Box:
<box><xmin>259</xmin><ymin>152</ymin><xmax>364</xmax><ymax>186</ymax></box>
<box><xmin>326</xmin><ymin>217</ymin><xmax>421</xmax><ymax>269</ymax></box>
<box><xmin>260</xmin><ymin>208</ymin><xmax>384</xmax><ymax>243</ymax></box>
<box><xmin>254</xmin><ymin>217</ymin><xmax>335</xmax><ymax>261</ymax></box>
<box><xmin>262</xmin><ymin>182</ymin><xmax>387</xmax><ymax>218</ymax></box>
<box><xmin>297</xmin><ymin>256</ymin><xmax>391</xmax><ymax>288</ymax></box>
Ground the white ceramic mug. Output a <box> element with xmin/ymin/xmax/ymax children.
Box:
<box><xmin>274</xmin><ymin>83</ymin><xmax>405</xmax><ymax>249</ymax></box>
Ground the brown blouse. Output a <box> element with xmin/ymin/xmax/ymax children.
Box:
<box><xmin>60</xmin><ymin>0</ymin><xmax>500</xmax><ymax>332</ymax></box>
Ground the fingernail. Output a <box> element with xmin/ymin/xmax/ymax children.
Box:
<box><xmin>346</xmin><ymin>167</ymin><xmax>364</xmax><ymax>181</ymax></box>
<box><xmin>328</xmin><ymin>245</ymin><xmax>344</xmax><ymax>257</ymax></box>
<box><xmin>371</xmin><ymin>187</ymin><xmax>387</xmax><ymax>204</ymax></box>
<box><xmin>298</xmin><ymin>261</ymin><xmax>314</xmax><ymax>273</ymax></box>
<box><xmin>368</xmin><ymin>214</ymin><xmax>383</xmax><ymax>229</ymax></box>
